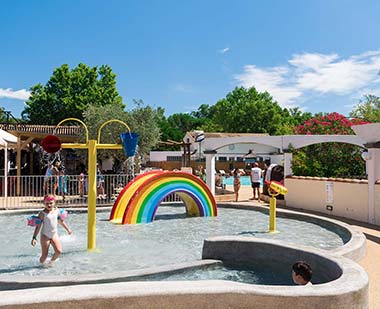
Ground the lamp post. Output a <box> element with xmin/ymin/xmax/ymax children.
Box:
<box><xmin>194</xmin><ymin>130</ymin><xmax>205</xmax><ymax>162</ymax></box>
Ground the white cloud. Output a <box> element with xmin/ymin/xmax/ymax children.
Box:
<box><xmin>0</xmin><ymin>88</ymin><xmax>30</xmax><ymax>100</ymax></box>
<box><xmin>234</xmin><ymin>50</ymin><xmax>380</xmax><ymax>109</ymax></box>
<box><xmin>218</xmin><ymin>47</ymin><xmax>230</xmax><ymax>54</ymax></box>
<box><xmin>234</xmin><ymin>65</ymin><xmax>302</xmax><ymax>107</ymax></box>
<box><xmin>293</xmin><ymin>52</ymin><xmax>380</xmax><ymax>94</ymax></box>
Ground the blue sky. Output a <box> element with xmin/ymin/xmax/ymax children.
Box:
<box><xmin>1</xmin><ymin>0</ymin><xmax>380</xmax><ymax>119</ymax></box>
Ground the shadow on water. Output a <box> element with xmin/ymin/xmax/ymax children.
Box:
<box><xmin>238</xmin><ymin>230</ymin><xmax>269</xmax><ymax>236</ymax></box>
<box><xmin>0</xmin><ymin>263</ymin><xmax>44</xmax><ymax>274</ymax></box>
<box><xmin>154</xmin><ymin>213</ymin><xmax>187</xmax><ymax>221</ymax></box>
<box><xmin>99</xmin><ymin>213</ymin><xmax>187</xmax><ymax>222</ymax></box>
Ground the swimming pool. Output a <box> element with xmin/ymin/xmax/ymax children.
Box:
<box><xmin>223</xmin><ymin>176</ymin><xmax>262</xmax><ymax>186</ymax></box>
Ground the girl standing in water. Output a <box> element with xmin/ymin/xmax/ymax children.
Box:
<box><xmin>31</xmin><ymin>195</ymin><xmax>72</xmax><ymax>265</ymax></box>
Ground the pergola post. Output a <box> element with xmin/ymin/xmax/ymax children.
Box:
<box><xmin>204</xmin><ymin>150</ymin><xmax>217</xmax><ymax>196</ymax></box>
<box><xmin>365</xmin><ymin>145</ymin><xmax>380</xmax><ymax>224</ymax></box>
<box><xmin>283</xmin><ymin>151</ymin><xmax>293</xmax><ymax>177</ymax></box>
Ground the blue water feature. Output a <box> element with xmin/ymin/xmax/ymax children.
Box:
<box><xmin>223</xmin><ymin>175</ymin><xmax>263</xmax><ymax>186</ymax></box>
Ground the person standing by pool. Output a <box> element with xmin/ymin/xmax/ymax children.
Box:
<box><xmin>31</xmin><ymin>194</ymin><xmax>72</xmax><ymax>265</ymax></box>
<box><xmin>232</xmin><ymin>168</ymin><xmax>245</xmax><ymax>202</ymax></box>
<box><xmin>97</xmin><ymin>163</ymin><xmax>106</xmax><ymax>199</ymax></box>
<box><xmin>292</xmin><ymin>261</ymin><xmax>313</xmax><ymax>285</ymax></box>
<box><xmin>57</xmin><ymin>167</ymin><xmax>67</xmax><ymax>202</ymax></box>
<box><xmin>250</xmin><ymin>162</ymin><xmax>263</xmax><ymax>202</ymax></box>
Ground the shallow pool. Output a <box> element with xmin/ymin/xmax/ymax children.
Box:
<box><xmin>223</xmin><ymin>176</ymin><xmax>262</xmax><ymax>186</ymax></box>
<box><xmin>0</xmin><ymin>206</ymin><xmax>348</xmax><ymax>277</ymax></box>
<box><xmin>150</xmin><ymin>262</ymin><xmax>323</xmax><ymax>285</ymax></box>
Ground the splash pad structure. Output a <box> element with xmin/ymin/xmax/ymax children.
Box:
<box><xmin>110</xmin><ymin>171</ymin><xmax>217</xmax><ymax>224</ymax></box>
<box><xmin>41</xmin><ymin>118</ymin><xmax>138</xmax><ymax>250</ymax></box>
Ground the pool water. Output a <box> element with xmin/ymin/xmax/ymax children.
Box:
<box><xmin>152</xmin><ymin>262</ymin><xmax>321</xmax><ymax>285</ymax></box>
<box><xmin>0</xmin><ymin>206</ymin><xmax>347</xmax><ymax>278</ymax></box>
<box><xmin>223</xmin><ymin>176</ymin><xmax>262</xmax><ymax>186</ymax></box>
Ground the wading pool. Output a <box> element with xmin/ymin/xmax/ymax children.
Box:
<box><xmin>0</xmin><ymin>205</ymin><xmax>350</xmax><ymax>278</ymax></box>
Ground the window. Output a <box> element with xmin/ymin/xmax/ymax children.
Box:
<box><xmin>167</xmin><ymin>156</ymin><xmax>182</xmax><ymax>161</ymax></box>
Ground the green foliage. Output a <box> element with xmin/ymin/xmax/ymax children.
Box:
<box><xmin>22</xmin><ymin>63</ymin><xmax>125</xmax><ymax>124</ymax></box>
<box><xmin>156</xmin><ymin>106</ymin><xmax>212</xmax><ymax>150</ymax></box>
<box><xmin>127</xmin><ymin>99</ymin><xmax>161</xmax><ymax>156</ymax></box>
<box><xmin>0</xmin><ymin>107</ymin><xmax>8</xmax><ymax>122</ymax></box>
<box><xmin>209</xmin><ymin>87</ymin><xmax>296</xmax><ymax>135</ymax></box>
<box><xmin>83</xmin><ymin>100</ymin><xmax>161</xmax><ymax>162</ymax></box>
<box><xmin>190</xmin><ymin>104</ymin><xmax>222</xmax><ymax>132</ymax></box>
<box><xmin>350</xmin><ymin>94</ymin><xmax>380</xmax><ymax>122</ymax></box>
<box><xmin>291</xmin><ymin>112</ymin><xmax>368</xmax><ymax>177</ymax></box>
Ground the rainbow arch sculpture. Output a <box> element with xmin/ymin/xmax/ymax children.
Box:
<box><xmin>109</xmin><ymin>171</ymin><xmax>217</xmax><ymax>224</ymax></box>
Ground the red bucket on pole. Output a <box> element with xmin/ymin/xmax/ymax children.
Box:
<box><xmin>41</xmin><ymin>135</ymin><xmax>62</xmax><ymax>153</ymax></box>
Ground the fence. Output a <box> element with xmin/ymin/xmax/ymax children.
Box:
<box><xmin>0</xmin><ymin>174</ymin><xmax>181</xmax><ymax>209</ymax></box>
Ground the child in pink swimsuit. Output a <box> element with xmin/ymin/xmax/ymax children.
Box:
<box><xmin>31</xmin><ymin>194</ymin><xmax>72</xmax><ymax>265</ymax></box>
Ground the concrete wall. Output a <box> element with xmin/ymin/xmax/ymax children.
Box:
<box><xmin>1</xmin><ymin>237</ymin><xmax>368</xmax><ymax>309</ymax></box>
<box><xmin>376</xmin><ymin>182</ymin><xmax>380</xmax><ymax>224</ymax></box>
<box><xmin>200</xmin><ymin>236</ymin><xmax>368</xmax><ymax>309</ymax></box>
<box><xmin>284</xmin><ymin>177</ymin><xmax>375</xmax><ymax>223</ymax></box>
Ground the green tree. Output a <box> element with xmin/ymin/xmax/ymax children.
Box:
<box><xmin>350</xmin><ymin>94</ymin><xmax>380</xmax><ymax>122</ymax></box>
<box><xmin>190</xmin><ymin>104</ymin><xmax>222</xmax><ymax>132</ymax></box>
<box><xmin>127</xmin><ymin>99</ymin><xmax>161</xmax><ymax>156</ymax></box>
<box><xmin>0</xmin><ymin>107</ymin><xmax>8</xmax><ymax>122</ymax></box>
<box><xmin>0</xmin><ymin>109</ymin><xmax>23</xmax><ymax>123</ymax></box>
<box><xmin>291</xmin><ymin>112</ymin><xmax>369</xmax><ymax>177</ymax></box>
<box><xmin>210</xmin><ymin>87</ymin><xmax>292</xmax><ymax>134</ymax></box>
<box><xmin>22</xmin><ymin>63</ymin><xmax>125</xmax><ymax>124</ymax></box>
<box><xmin>83</xmin><ymin>100</ymin><xmax>161</xmax><ymax>164</ymax></box>
<box><xmin>156</xmin><ymin>109</ymin><xmax>210</xmax><ymax>150</ymax></box>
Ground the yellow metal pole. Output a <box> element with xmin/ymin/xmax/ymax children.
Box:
<box><xmin>57</xmin><ymin>118</ymin><xmax>131</xmax><ymax>251</ymax></box>
<box><xmin>269</xmin><ymin>195</ymin><xmax>277</xmax><ymax>233</ymax></box>
<box><xmin>87</xmin><ymin>139</ymin><xmax>97</xmax><ymax>250</ymax></box>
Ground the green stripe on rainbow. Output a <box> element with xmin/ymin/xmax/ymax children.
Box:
<box><xmin>109</xmin><ymin>171</ymin><xmax>217</xmax><ymax>224</ymax></box>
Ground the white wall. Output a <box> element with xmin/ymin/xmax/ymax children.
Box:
<box><xmin>150</xmin><ymin>151</ymin><xmax>182</xmax><ymax>161</ymax></box>
<box><xmin>285</xmin><ymin>177</ymin><xmax>373</xmax><ymax>223</ymax></box>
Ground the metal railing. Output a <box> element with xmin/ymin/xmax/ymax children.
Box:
<box><xmin>0</xmin><ymin>174</ymin><xmax>181</xmax><ymax>209</ymax></box>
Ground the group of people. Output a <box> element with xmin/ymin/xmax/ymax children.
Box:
<box><xmin>43</xmin><ymin>159</ymin><xmax>67</xmax><ymax>201</ymax></box>
<box><xmin>232</xmin><ymin>162</ymin><xmax>263</xmax><ymax>202</ymax></box>
<box><xmin>44</xmin><ymin>162</ymin><xmax>106</xmax><ymax>200</ymax></box>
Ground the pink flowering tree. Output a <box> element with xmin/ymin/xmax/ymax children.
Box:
<box><xmin>291</xmin><ymin>112</ymin><xmax>369</xmax><ymax>177</ymax></box>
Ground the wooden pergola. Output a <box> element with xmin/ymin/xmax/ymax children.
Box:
<box><xmin>0</xmin><ymin>123</ymin><xmax>83</xmax><ymax>195</ymax></box>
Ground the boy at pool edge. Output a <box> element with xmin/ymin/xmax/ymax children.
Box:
<box><xmin>292</xmin><ymin>261</ymin><xmax>313</xmax><ymax>286</ymax></box>
<box><xmin>31</xmin><ymin>194</ymin><xmax>72</xmax><ymax>265</ymax></box>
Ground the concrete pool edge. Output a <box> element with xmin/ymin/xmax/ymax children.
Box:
<box><xmin>0</xmin><ymin>237</ymin><xmax>369</xmax><ymax>308</ymax></box>
<box><xmin>0</xmin><ymin>260</ymin><xmax>221</xmax><ymax>290</ymax></box>
<box><xmin>200</xmin><ymin>236</ymin><xmax>368</xmax><ymax>308</ymax></box>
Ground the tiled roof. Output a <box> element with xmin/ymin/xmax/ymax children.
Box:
<box><xmin>187</xmin><ymin>131</ymin><xmax>269</xmax><ymax>140</ymax></box>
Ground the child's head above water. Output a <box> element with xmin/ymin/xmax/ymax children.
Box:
<box><xmin>44</xmin><ymin>194</ymin><xmax>56</xmax><ymax>208</ymax></box>
<box><xmin>292</xmin><ymin>261</ymin><xmax>312</xmax><ymax>285</ymax></box>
